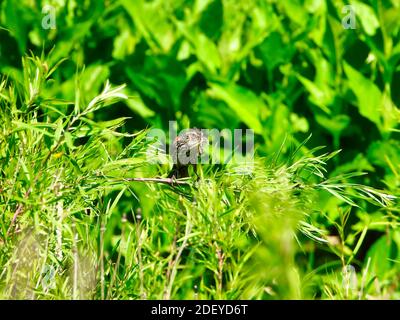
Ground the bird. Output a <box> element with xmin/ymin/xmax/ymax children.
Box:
<box><xmin>168</xmin><ymin>128</ymin><xmax>207</xmax><ymax>179</ymax></box>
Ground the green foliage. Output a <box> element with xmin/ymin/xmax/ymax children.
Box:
<box><xmin>0</xmin><ymin>0</ymin><xmax>400</xmax><ymax>300</ymax></box>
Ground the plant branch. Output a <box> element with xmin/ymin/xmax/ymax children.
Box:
<box><xmin>123</xmin><ymin>177</ymin><xmax>191</xmax><ymax>186</ymax></box>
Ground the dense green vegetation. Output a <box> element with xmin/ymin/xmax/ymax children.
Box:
<box><xmin>0</xmin><ymin>0</ymin><xmax>399</xmax><ymax>299</ymax></box>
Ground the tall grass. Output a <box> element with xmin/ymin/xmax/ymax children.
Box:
<box><xmin>0</xmin><ymin>55</ymin><xmax>397</xmax><ymax>299</ymax></box>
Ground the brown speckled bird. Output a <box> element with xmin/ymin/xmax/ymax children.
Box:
<box><xmin>168</xmin><ymin>128</ymin><xmax>207</xmax><ymax>179</ymax></box>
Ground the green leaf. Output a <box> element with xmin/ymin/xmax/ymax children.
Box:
<box><xmin>281</xmin><ymin>0</ymin><xmax>309</xmax><ymax>27</ymax></box>
<box><xmin>3</xmin><ymin>0</ymin><xmax>28</xmax><ymax>54</ymax></box>
<box><xmin>297</xmin><ymin>74</ymin><xmax>331</xmax><ymax>114</ymax></box>
<box><xmin>365</xmin><ymin>234</ymin><xmax>397</xmax><ymax>279</ymax></box>
<box><xmin>208</xmin><ymin>82</ymin><xmax>266</xmax><ymax>134</ymax></box>
<box><xmin>81</xmin><ymin>65</ymin><xmax>110</xmax><ymax>98</ymax></box>
<box><xmin>257</xmin><ymin>32</ymin><xmax>295</xmax><ymax>70</ymax></box>
<box><xmin>367</xmin><ymin>140</ymin><xmax>400</xmax><ymax>170</ymax></box>
<box><xmin>196</xmin><ymin>33</ymin><xmax>221</xmax><ymax>74</ymax></box>
<box><xmin>315</xmin><ymin>114</ymin><xmax>350</xmax><ymax>136</ymax></box>
<box><xmin>125</xmin><ymin>93</ymin><xmax>155</xmax><ymax>119</ymax></box>
<box><xmin>198</xmin><ymin>0</ymin><xmax>223</xmax><ymax>41</ymax></box>
<box><xmin>353</xmin><ymin>1</ymin><xmax>380</xmax><ymax>36</ymax></box>
<box><xmin>343</xmin><ymin>62</ymin><xmax>382</xmax><ymax>129</ymax></box>
<box><xmin>64</xmin><ymin>131</ymin><xmax>75</xmax><ymax>150</ymax></box>
<box><xmin>11</xmin><ymin>121</ymin><xmax>55</xmax><ymax>138</ymax></box>
<box><xmin>121</xmin><ymin>0</ymin><xmax>174</xmax><ymax>51</ymax></box>
<box><xmin>176</xmin><ymin>21</ymin><xmax>221</xmax><ymax>74</ymax></box>
<box><xmin>126</xmin><ymin>56</ymin><xmax>187</xmax><ymax>111</ymax></box>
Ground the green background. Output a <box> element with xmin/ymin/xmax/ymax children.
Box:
<box><xmin>0</xmin><ymin>0</ymin><xmax>400</xmax><ymax>299</ymax></box>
